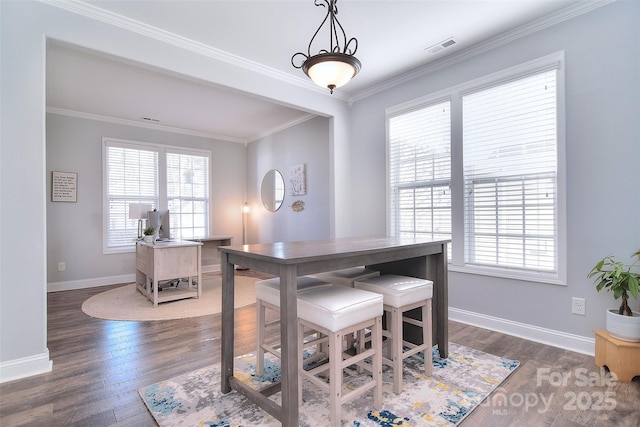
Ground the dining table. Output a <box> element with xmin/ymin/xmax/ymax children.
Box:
<box><xmin>218</xmin><ymin>236</ymin><xmax>449</xmax><ymax>426</ymax></box>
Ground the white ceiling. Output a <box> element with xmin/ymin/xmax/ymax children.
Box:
<box><xmin>46</xmin><ymin>0</ymin><xmax>597</xmax><ymax>143</ymax></box>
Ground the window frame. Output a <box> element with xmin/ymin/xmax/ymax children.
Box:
<box><xmin>386</xmin><ymin>52</ymin><xmax>566</xmax><ymax>285</ymax></box>
<box><xmin>102</xmin><ymin>137</ymin><xmax>212</xmax><ymax>255</ymax></box>
<box><xmin>386</xmin><ymin>98</ymin><xmax>452</xmax><ymax>248</ymax></box>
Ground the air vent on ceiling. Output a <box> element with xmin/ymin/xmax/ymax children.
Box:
<box><xmin>140</xmin><ymin>116</ymin><xmax>160</xmax><ymax>123</ymax></box>
<box><xmin>425</xmin><ymin>37</ymin><xmax>457</xmax><ymax>55</ymax></box>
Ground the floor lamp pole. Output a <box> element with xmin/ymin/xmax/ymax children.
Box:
<box><xmin>237</xmin><ymin>202</ymin><xmax>250</xmax><ymax>271</ymax></box>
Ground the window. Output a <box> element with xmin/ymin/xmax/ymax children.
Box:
<box><xmin>103</xmin><ymin>138</ymin><xmax>210</xmax><ymax>253</ymax></box>
<box><xmin>463</xmin><ymin>70</ymin><xmax>557</xmax><ymax>272</ymax></box>
<box><xmin>104</xmin><ymin>141</ymin><xmax>158</xmax><ymax>250</ymax></box>
<box><xmin>388</xmin><ymin>101</ymin><xmax>452</xmax><ymax>248</ymax></box>
<box><xmin>166</xmin><ymin>150</ymin><xmax>209</xmax><ymax>240</ymax></box>
<box><xmin>386</xmin><ymin>53</ymin><xmax>564</xmax><ymax>283</ymax></box>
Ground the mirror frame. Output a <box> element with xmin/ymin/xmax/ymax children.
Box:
<box><xmin>261</xmin><ymin>169</ymin><xmax>285</xmax><ymax>212</ymax></box>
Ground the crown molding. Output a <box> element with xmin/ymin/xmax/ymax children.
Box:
<box><xmin>349</xmin><ymin>0</ymin><xmax>615</xmax><ymax>103</ymax></box>
<box><xmin>248</xmin><ymin>113</ymin><xmax>318</xmax><ymax>143</ymax></box>
<box><xmin>47</xmin><ymin>107</ymin><xmax>317</xmax><ymax>144</ymax></box>
<box><xmin>47</xmin><ymin>107</ymin><xmax>249</xmax><ymax>143</ymax></box>
<box><xmin>42</xmin><ymin>0</ymin><xmax>350</xmax><ymax>101</ymax></box>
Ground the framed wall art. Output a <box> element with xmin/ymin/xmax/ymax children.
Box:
<box><xmin>289</xmin><ymin>163</ymin><xmax>306</xmax><ymax>196</ymax></box>
<box><xmin>51</xmin><ymin>171</ymin><xmax>78</xmax><ymax>202</ymax></box>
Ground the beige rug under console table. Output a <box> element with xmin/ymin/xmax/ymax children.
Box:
<box><xmin>135</xmin><ymin>240</ymin><xmax>202</xmax><ymax>307</ymax></box>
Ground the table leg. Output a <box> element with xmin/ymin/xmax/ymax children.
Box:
<box><xmin>151</xmin><ymin>275</ymin><xmax>157</xmax><ymax>307</ymax></box>
<box><xmin>435</xmin><ymin>244</ymin><xmax>448</xmax><ymax>358</ymax></box>
<box><xmin>221</xmin><ymin>252</ymin><xmax>235</xmax><ymax>394</ymax></box>
<box><xmin>279</xmin><ymin>266</ymin><xmax>300</xmax><ymax>426</ymax></box>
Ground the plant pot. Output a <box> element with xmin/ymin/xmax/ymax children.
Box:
<box><xmin>606</xmin><ymin>309</ymin><xmax>640</xmax><ymax>342</ymax></box>
<box><xmin>143</xmin><ymin>235</ymin><xmax>155</xmax><ymax>244</ymax></box>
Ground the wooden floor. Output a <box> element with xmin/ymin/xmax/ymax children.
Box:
<box><xmin>1</xmin><ymin>270</ymin><xmax>639</xmax><ymax>426</ymax></box>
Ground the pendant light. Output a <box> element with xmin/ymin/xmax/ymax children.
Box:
<box><xmin>291</xmin><ymin>0</ymin><xmax>361</xmax><ymax>94</ymax></box>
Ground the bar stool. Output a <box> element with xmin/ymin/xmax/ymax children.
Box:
<box><xmin>354</xmin><ymin>274</ymin><xmax>433</xmax><ymax>394</ymax></box>
<box><xmin>311</xmin><ymin>267</ymin><xmax>380</xmax><ymax>349</ymax></box>
<box><xmin>254</xmin><ymin>276</ymin><xmax>332</xmax><ymax>376</ymax></box>
<box><xmin>297</xmin><ymin>285</ymin><xmax>383</xmax><ymax>427</ymax></box>
<box><xmin>311</xmin><ymin>266</ymin><xmax>380</xmax><ymax>287</ymax></box>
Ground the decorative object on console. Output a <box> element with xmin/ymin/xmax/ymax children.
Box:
<box><xmin>143</xmin><ymin>225</ymin><xmax>156</xmax><ymax>243</ymax></box>
<box><xmin>588</xmin><ymin>250</ymin><xmax>640</xmax><ymax>342</ymax></box>
<box><xmin>289</xmin><ymin>163</ymin><xmax>307</xmax><ymax>196</ymax></box>
<box><xmin>291</xmin><ymin>0</ymin><xmax>361</xmax><ymax>94</ymax></box>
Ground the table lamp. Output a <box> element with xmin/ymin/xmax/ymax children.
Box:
<box><xmin>129</xmin><ymin>203</ymin><xmax>152</xmax><ymax>238</ymax></box>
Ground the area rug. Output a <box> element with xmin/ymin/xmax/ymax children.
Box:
<box><xmin>81</xmin><ymin>275</ymin><xmax>258</xmax><ymax>321</ymax></box>
<box><xmin>139</xmin><ymin>342</ymin><xmax>519</xmax><ymax>426</ymax></box>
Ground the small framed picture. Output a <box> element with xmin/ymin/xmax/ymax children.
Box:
<box><xmin>289</xmin><ymin>163</ymin><xmax>306</xmax><ymax>196</ymax></box>
<box><xmin>51</xmin><ymin>171</ymin><xmax>78</xmax><ymax>202</ymax></box>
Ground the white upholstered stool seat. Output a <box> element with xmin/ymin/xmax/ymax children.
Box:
<box><xmin>254</xmin><ymin>276</ymin><xmax>332</xmax><ymax>376</ymax></box>
<box><xmin>354</xmin><ymin>274</ymin><xmax>433</xmax><ymax>394</ymax></box>
<box><xmin>310</xmin><ymin>268</ymin><xmax>380</xmax><ymax>350</ymax></box>
<box><xmin>297</xmin><ymin>285</ymin><xmax>383</xmax><ymax>427</ymax></box>
<box><xmin>311</xmin><ymin>267</ymin><xmax>380</xmax><ymax>287</ymax></box>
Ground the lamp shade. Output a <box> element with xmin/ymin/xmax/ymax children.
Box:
<box><xmin>303</xmin><ymin>53</ymin><xmax>361</xmax><ymax>92</ymax></box>
<box><xmin>128</xmin><ymin>203</ymin><xmax>152</xmax><ymax>220</ymax></box>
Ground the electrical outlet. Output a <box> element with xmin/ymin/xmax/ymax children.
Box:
<box><xmin>58</xmin><ymin>262</ymin><xmax>66</xmax><ymax>272</ymax></box>
<box><xmin>572</xmin><ymin>297</ymin><xmax>586</xmax><ymax>315</ymax></box>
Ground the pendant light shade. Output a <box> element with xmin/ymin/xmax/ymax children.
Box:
<box><xmin>292</xmin><ymin>0</ymin><xmax>361</xmax><ymax>94</ymax></box>
<box><xmin>303</xmin><ymin>53</ymin><xmax>361</xmax><ymax>93</ymax></box>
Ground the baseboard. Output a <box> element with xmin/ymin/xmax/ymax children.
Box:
<box><xmin>449</xmin><ymin>307</ymin><xmax>595</xmax><ymax>356</ymax></box>
<box><xmin>0</xmin><ymin>351</ymin><xmax>52</xmax><ymax>384</ymax></box>
<box><xmin>201</xmin><ymin>264</ymin><xmax>221</xmax><ymax>274</ymax></box>
<box><xmin>48</xmin><ymin>274</ymin><xmax>135</xmax><ymax>292</ymax></box>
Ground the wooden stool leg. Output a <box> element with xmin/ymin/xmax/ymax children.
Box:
<box><xmin>372</xmin><ymin>316</ymin><xmax>383</xmax><ymax>409</ymax></box>
<box><xmin>423</xmin><ymin>300</ymin><xmax>433</xmax><ymax>376</ymax></box>
<box><xmin>256</xmin><ymin>300</ymin><xmax>266</xmax><ymax>376</ymax></box>
<box><xmin>390</xmin><ymin>306</ymin><xmax>403</xmax><ymax>394</ymax></box>
<box><xmin>329</xmin><ymin>331</ymin><xmax>343</xmax><ymax>427</ymax></box>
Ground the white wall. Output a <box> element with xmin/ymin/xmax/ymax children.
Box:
<box><xmin>0</xmin><ymin>0</ymin><xmax>352</xmax><ymax>382</ymax></box>
<box><xmin>246</xmin><ymin>116</ymin><xmax>331</xmax><ymax>243</ymax></box>
<box><xmin>46</xmin><ymin>113</ymin><xmax>247</xmax><ymax>290</ymax></box>
<box><xmin>349</xmin><ymin>1</ymin><xmax>640</xmax><ymax>353</ymax></box>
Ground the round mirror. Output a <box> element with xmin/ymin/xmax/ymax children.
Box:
<box><xmin>261</xmin><ymin>169</ymin><xmax>285</xmax><ymax>212</ymax></box>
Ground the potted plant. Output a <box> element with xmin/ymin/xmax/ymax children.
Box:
<box><xmin>588</xmin><ymin>250</ymin><xmax>640</xmax><ymax>342</ymax></box>
<box><xmin>143</xmin><ymin>225</ymin><xmax>156</xmax><ymax>243</ymax></box>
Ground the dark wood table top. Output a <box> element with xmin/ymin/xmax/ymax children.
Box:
<box><xmin>218</xmin><ymin>235</ymin><xmax>450</xmax><ymax>264</ymax></box>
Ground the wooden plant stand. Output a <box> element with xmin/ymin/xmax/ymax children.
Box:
<box><xmin>594</xmin><ymin>329</ymin><xmax>640</xmax><ymax>382</ymax></box>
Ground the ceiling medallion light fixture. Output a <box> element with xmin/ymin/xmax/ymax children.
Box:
<box><xmin>291</xmin><ymin>0</ymin><xmax>361</xmax><ymax>94</ymax></box>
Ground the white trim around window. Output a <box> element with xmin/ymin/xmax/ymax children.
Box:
<box><xmin>102</xmin><ymin>137</ymin><xmax>212</xmax><ymax>255</ymax></box>
<box><xmin>386</xmin><ymin>51</ymin><xmax>566</xmax><ymax>286</ymax></box>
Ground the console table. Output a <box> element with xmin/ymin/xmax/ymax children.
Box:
<box><xmin>218</xmin><ymin>236</ymin><xmax>449</xmax><ymax>426</ymax></box>
<box><xmin>189</xmin><ymin>235</ymin><xmax>233</xmax><ymax>273</ymax></box>
<box><xmin>135</xmin><ymin>240</ymin><xmax>202</xmax><ymax>307</ymax></box>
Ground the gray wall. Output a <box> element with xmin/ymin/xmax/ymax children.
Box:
<box><xmin>246</xmin><ymin>116</ymin><xmax>331</xmax><ymax>243</ymax></box>
<box><xmin>348</xmin><ymin>1</ymin><xmax>640</xmax><ymax>348</ymax></box>
<box><xmin>46</xmin><ymin>113</ymin><xmax>248</xmax><ymax>290</ymax></box>
<box><xmin>1</xmin><ymin>0</ymin><xmax>353</xmax><ymax>381</ymax></box>
<box><xmin>2</xmin><ymin>0</ymin><xmax>638</xmax><ymax>382</ymax></box>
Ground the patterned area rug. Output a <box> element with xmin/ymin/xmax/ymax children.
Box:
<box><xmin>139</xmin><ymin>342</ymin><xmax>519</xmax><ymax>426</ymax></box>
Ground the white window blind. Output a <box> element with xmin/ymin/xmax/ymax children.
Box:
<box><xmin>166</xmin><ymin>151</ymin><xmax>210</xmax><ymax>239</ymax></box>
<box><xmin>463</xmin><ymin>69</ymin><xmax>558</xmax><ymax>272</ymax></box>
<box><xmin>105</xmin><ymin>142</ymin><xmax>158</xmax><ymax>249</ymax></box>
<box><xmin>388</xmin><ymin>100</ymin><xmax>451</xmax><ymax>246</ymax></box>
